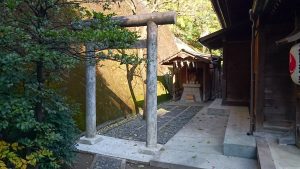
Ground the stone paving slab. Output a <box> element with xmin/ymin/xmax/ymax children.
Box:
<box><xmin>224</xmin><ymin>107</ymin><xmax>256</xmax><ymax>159</ymax></box>
<box><xmin>150</xmin><ymin>149</ymin><xmax>258</xmax><ymax>169</ymax></box>
<box><xmin>76</xmin><ymin>135</ymin><xmax>163</xmax><ymax>163</ymax></box>
<box><xmin>163</xmin><ymin>136</ymin><xmax>223</xmax><ymax>155</ymax></box>
<box><xmin>91</xmin><ymin>155</ymin><xmax>125</xmax><ymax>169</ymax></box>
<box><xmin>150</xmin><ymin>103</ymin><xmax>258</xmax><ymax>169</ymax></box>
<box><xmin>268</xmin><ymin>138</ymin><xmax>300</xmax><ymax>169</ymax></box>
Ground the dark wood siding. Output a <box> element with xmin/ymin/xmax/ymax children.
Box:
<box><xmin>222</xmin><ymin>41</ymin><xmax>251</xmax><ymax>106</ymax></box>
<box><xmin>263</xmin><ymin>25</ymin><xmax>295</xmax><ymax>122</ymax></box>
<box><xmin>254</xmin><ymin>24</ymin><xmax>296</xmax><ymax>130</ymax></box>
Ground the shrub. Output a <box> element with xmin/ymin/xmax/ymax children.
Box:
<box><xmin>0</xmin><ymin>0</ymin><xmax>139</xmax><ymax>168</ymax></box>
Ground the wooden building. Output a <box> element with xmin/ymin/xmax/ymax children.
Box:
<box><xmin>199</xmin><ymin>0</ymin><xmax>252</xmax><ymax>106</ymax></box>
<box><xmin>161</xmin><ymin>46</ymin><xmax>222</xmax><ymax>103</ymax></box>
<box><xmin>161</xmin><ymin>49</ymin><xmax>210</xmax><ymax>102</ymax></box>
<box><xmin>199</xmin><ymin>0</ymin><xmax>300</xmax><ymax>146</ymax></box>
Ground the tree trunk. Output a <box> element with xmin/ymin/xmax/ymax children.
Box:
<box><xmin>126</xmin><ymin>64</ymin><xmax>140</xmax><ymax>115</ymax></box>
<box><xmin>35</xmin><ymin>61</ymin><xmax>45</xmax><ymax>122</ymax></box>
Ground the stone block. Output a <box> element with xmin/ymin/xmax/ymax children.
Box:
<box><xmin>223</xmin><ymin>110</ymin><xmax>257</xmax><ymax>159</ymax></box>
<box><xmin>79</xmin><ymin>135</ymin><xmax>103</xmax><ymax>145</ymax></box>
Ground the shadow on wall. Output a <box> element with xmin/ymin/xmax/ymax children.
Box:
<box><xmin>136</xmin><ymin>94</ymin><xmax>171</xmax><ymax>108</ymax></box>
<box><xmin>136</xmin><ymin>75</ymin><xmax>172</xmax><ymax>108</ymax></box>
<box><xmin>158</xmin><ymin>72</ymin><xmax>173</xmax><ymax>94</ymax></box>
<box><xmin>64</xmin><ymin>64</ymin><xmax>132</xmax><ymax>131</ymax></box>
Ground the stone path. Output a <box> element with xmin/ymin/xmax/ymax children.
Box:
<box><xmin>91</xmin><ymin>155</ymin><xmax>125</xmax><ymax>169</ymax></box>
<box><xmin>100</xmin><ymin>104</ymin><xmax>202</xmax><ymax>144</ymax></box>
<box><xmin>150</xmin><ymin>105</ymin><xmax>258</xmax><ymax>169</ymax></box>
<box><xmin>75</xmin><ymin>101</ymin><xmax>259</xmax><ymax>169</ymax></box>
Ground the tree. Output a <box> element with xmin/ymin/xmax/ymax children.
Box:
<box><xmin>0</xmin><ymin>0</ymin><xmax>139</xmax><ymax>168</ymax></box>
<box><xmin>145</xmin><ymin>0</ymin><xmax>221</xmax><ymax>52</ymax></box>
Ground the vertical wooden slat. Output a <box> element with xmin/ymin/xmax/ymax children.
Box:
<box><xmin>255</xmin><ymin>29</ymin><xmax>265</xmax><ymax>130</ymax></box>
<box><xmin>203</xmin><ymin>64</ymin><xmax>206</xmax><ymax>101</ymax></box>
<box><xmin>172</xmin><ymin>62</ymin><xmax>176</xmax><ymax>100</ymax></box>
<box><xmin>296</xmin><ymin>86</ymin><xmax>300</xmax><ymax>148</ymax></box>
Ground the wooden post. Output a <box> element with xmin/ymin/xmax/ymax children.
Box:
<box><xmin>296</xmin><ymin>87</ymin><xmax>300</xmax><ymax>148</ymax></box>
<box><xmin>85</xmin><ymin>43</ymin><xmax>97</xmax><ymax>138</ymax></box>
<box><xmin>146</xmin><ymin>21</ymin><xmax>158</xmax><ymax>148</ymax></box>
<box><xmin>203</xmin><ymin>64</ymin><xmax>206</xmax><ymax>101</ymax></box>
<box><xmin>172</xmin><ymin>62</ymin><xmax>176</xmax><ymax>100</ymax></box>
<box><xmin>185</xmin><ymin>63</ymin><xmax>188</xmax><ymax>84</ymax></box>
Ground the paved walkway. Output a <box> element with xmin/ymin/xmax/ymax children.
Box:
<box><xmin>76</xmin><ymin>101</ymin><xmax>258</xmax><ymax>169</ymax></box>
<box><xmin>150</xmin><ymin>105</ymin><xmax>258</xmax><ymax>169</ymax></box>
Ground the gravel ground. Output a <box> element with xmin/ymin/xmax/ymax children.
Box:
<box><xmin>100</xmin><ymin>105</ymin><xmax>202</xmax><ymax>144</ymax></box>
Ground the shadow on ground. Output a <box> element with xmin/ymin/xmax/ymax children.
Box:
<box><xmin>101</xmin><ymin>104</ymin><xmax>202</xmax><ymax>144</ymax></box>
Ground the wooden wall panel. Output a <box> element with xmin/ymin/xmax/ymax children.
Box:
<box><xmin>261</xmin><ymin>25</ymin><xmax>295</xmax><ymax>123</ymax></box>
<box><xmin>222</xmin><ymin>41</ymin><xmax>251</xmax><ymax>105</ymax></box>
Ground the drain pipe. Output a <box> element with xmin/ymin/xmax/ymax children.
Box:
<box><xmin>248</xmin><ymin>9</ymin><xmax>256</xmax><ymax>135</ymax></box>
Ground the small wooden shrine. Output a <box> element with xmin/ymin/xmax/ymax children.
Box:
<box><xmin>161</xmin><ymin>49</ymin><xmax>219</xmax><ymax>102</ymax></box>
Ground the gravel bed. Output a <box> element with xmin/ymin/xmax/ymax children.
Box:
<box><xmin>101</xmin><ymin>105</ymin><xmax>202</xmax><ymax>144</ymax></box>
<box><xmin>161</xmin><ymin>106</ymin><xmax>188</xmax><ymax>117</ymax></box>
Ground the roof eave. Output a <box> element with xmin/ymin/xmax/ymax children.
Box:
<box><xmin>198</xmin><ymin>29</ymin><xmax>226</xmax><ymax>49</ymax></box>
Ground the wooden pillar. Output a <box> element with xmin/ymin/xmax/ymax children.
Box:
<box><xmin>203</xmin><ymin>64</ymin><xmax>206</xmax><ymax>101</ymax></box>
<box><xmin>172</xmin><ymin>62</ymin><xmax>176</xmax><ymax>100</ymax></box>
<box><xmin>185</xmin><ymin>63</ymin><xmax>188</xmax><ymax>83</ymax></box>
<box><xmin>85</xmin><ymin>43</ymin><xmax>97</xmax><ymax>138</ymax></box>
<box><xmin>296</xmin><ymin>87</ymin><xmax>300</xmax><ymax>148</ymax></box>
<box><xmin>146</xmin><ymin>21</ymin><xmax>158</xmax><ymax>148</ymax></box>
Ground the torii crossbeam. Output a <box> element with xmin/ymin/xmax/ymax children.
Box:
<box><xmin>79</xmin><ymin>11</ymin><xmax>176</xmax><ymax>148</ymax></box>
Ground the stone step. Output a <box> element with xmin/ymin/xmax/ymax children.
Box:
<box><xmin>256</xmin><ymin>138</ymin><xmax>276</xmax><ymax>169</ymax></box>
<box><xmin>263</xmin><ymin>120</ymin><xmax>294</xmax><ymax>132</ymax></box>
<box><xmin>150</xmin><ymin>149</ymin><xmax>258</xmax><ymax>169</ymax></box>
<box><xmin>223</xmin><ymin>110</ymin><xmax>257</xmax><ymax>159</ymax></box>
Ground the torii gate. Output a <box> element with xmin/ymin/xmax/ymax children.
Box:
<box><xmin>78</xmin><ymin>11</ymin><xmax>176</xmax><ymax>148</ymax></box>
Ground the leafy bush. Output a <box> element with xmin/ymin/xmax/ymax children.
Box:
<box><xmin>0</xmin><ymin>140</ymin><xmax>56</xmax><ymax>169</ymax></box>
<box><xmin>0</xmin><ymin>0</ymin><xmax>139</xmax><ymax>168</ymax></box>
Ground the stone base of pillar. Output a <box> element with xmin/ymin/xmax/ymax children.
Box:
<box><xmin>138</xmin><ymin>144</ymin><xmax>163</xmax><ymax>156</ymax></box>
<box><xmin>78</xmin><ymin>135</ymin><xmax>103</xmax><ymax>145</ymax></box>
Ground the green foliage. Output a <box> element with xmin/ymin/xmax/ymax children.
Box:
<box><xmin>0</xmin><ymin>0</ymin><xmax>139</xmax><ymax>168</ymax></box>
<box><xmin>146</xmin><ymin>0</ymin><xmax>221</xmax><ymax>52</ymax></box>
<box><xmin>0</xmin><ymin>140</ymin><xmax>56</xmax><ymax>169</ymax></box>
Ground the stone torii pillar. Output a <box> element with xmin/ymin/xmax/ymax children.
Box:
<box><xmin>80</xmin><ymin>12</ymin><xmax>176</xmax><ymax>147</ymax></box>
<box><xmin>145</xmin><ymin>21</ymin><xmax>158</xmax><ymax>147</ymax></box>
